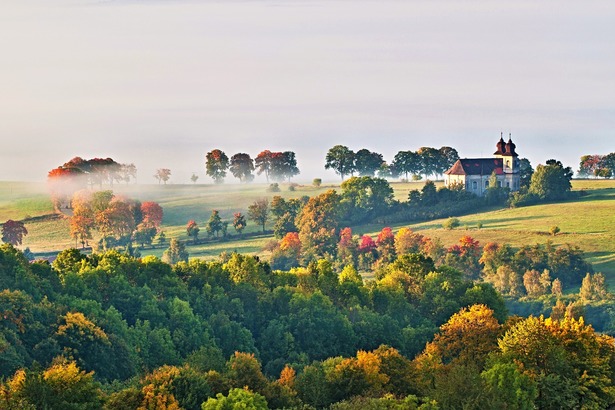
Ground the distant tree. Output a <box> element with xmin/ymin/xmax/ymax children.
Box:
<box><xmin>529</xmin><ymin>159</ymin><xmax>573</xmax><ymax>201</ymax></box>
<box><xmin>207</xmin><ymin>210</ymin><xmax>224</xmax><ymax>238</ymax></box>
<box><xmin>437</xmin><ymin>146</ymin><xmax>460</xmax><ymax>176</ymax></box>
<box><xmin>255</xmin><ymin>150</ymin><xmax>274</xmax><ymax>182</ymax></box>
<box><xmin>154</xmin><ymin>168</ymin><xmax>171</xmax><ymax>185</ymax></box>
<box><xmin>354</xmin><ymin>149</ymin><xmax>385</xmax><ymax>176</ymax></box>
<box><xmin>325</xmin><ymin>145</ymin><xmax>355</xmax><ymax>180</ymax></box>
<box><xmin>270</xmin><ymin>151</ymin><xmax>300</xmax><ymax>182</ymax></box>
<box><xmin>230</xmin><ymin>153</ymin><xmax>255</xmax><ymax>182</ymax></box>
<box><xmin>578</xmin><ymin>155</ymin><xmax>603</xmax><ymax>178</ymax></box>
<box><xmin>205</xmin><ymin>149</ymin><xmax>229</xmax><ymax>184</ymax></box>
<box><xmin>391</xmin><ymin>150</ymin><xmax>421</xmax><ymax>180</ymax></box>
<box><xmin>186</xmin><ymin>220</ymin><xmax>200</xmax><ymax>243</ymax></box>
<box><xmin>518</xmin><ymin>158</ymin><xmax>534</xmax><ymax>189</ymax></box>
<box><xmin>417</xmin><ymin>147</ymin><xmax>440</xmax><ymax>179</ymax></box>
<box><xmin>120</xmin><ymin>163</ymin><xmax>137</xmax><ymax>183</ymax></box>
<box><xmin>248</xmin><ymin>199</ymin><xmax>269</xmax><ymax>233</ymax></box>
<box><xmin>190</xmin><ymin>173</ymin><xmax>199</xmax><ymax>184</ymax></box>
<box><xmin>1</xmin><ymin>220</ymin><xmax>28</xmax><ymax>246</ymax></box>
<box><xmin>162</xmin><ymin>239</ymin><xmax>189</xmax><ymax>264</ymax></box>
<box><xmin>313</xmin><ymin>178</ymin><xmax>322</xmax><ymax>187</ymax></box>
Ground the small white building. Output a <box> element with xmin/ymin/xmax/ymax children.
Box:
<box><xmin>444</xmin><ymin>134</ymin><xmax>520</xmax><ymax>196</ymax></box>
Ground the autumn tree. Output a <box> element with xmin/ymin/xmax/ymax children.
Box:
<box><xmin>233</xmin><ymin>212</ymin><xmax>247</xmax><ymax>236</ymax></box>
<box><xmin>154</xmin><ymin>168</ymin><xmax>171</xmax><ymax>184</ymax></box>
<box><xmin>205</xmin><ymin>149</ymin><xmax>229</xmax><ymax>184</ymax></box>
<box><xmin>325</xmin><ymin>145</ymin><xmax>355</xmax><ymax>180</ymax></box>
<box><xmin>186</xmin><ymin>220</ymin><xmax>200</xmax><ymax>243</ymax></box>
<box><xmin>394</xmin><ymin>227</ymin><xmax>424</xmax><ymax>255</ymax></box>
<box><xmin>296</xmin><ymin>190</ymin><xmax>341</xmax><ymax>261</ymax></box>
<box><xmin>141</xmin><ymin>202</ymin><xmax>163</xmax><ymax>228</ymax></box>
<box><xmin>248</xmin><ymin>199</ymin><xmax>269</xmax><ymax>233</ymax></box>
<box><xmin>255</xmin><ymin>150</ymin><xmax>274</xmax><ymax>182</ymax></box>
<box><xmin>1</xmin><ymin>220</ymin><xmax>28</xmax><ymax>246</ymax></box>
<box><xmin>270</xmin><ymin>151</ymin><xmax>300</xmax><ymax>182</ymax></box>
<box><xmin>229</xmin><ymin>153</ymin><xmax>255</xmax><ymax>182</ymax></box>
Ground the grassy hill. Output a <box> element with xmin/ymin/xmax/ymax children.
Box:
<box><xmin>2</xmin><ymin>179</ymin><xmax>614</xmax><ymax>283</ymax></box>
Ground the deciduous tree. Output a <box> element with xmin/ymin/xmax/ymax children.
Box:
<box><xmin>154</xmin><ymin>168</ymin><xmax>171</xmax><ymax>185</ymax></box>
<box><xmin>325</xmin><ymin>145</ymin><xmax>355</xmax><ymax>180</ymax></box>
<box><xmin>248</xmin><ymin>199</ymin><xmax>269</xmax><ymax>233</ymax></box>
<box><xmin>229</xmin><ymin>153</ymin><xmax>255</xmax><ymax>183</ymax></box>
<box><xmin>205</xmin><ymin>149</ymin><xmax>229</xmax><ymax>184</ymax></box>
<box><xmin>354</xmin><ymin>149</ymin><xmax>385</xmax><ymax>177</ymax></box>
<box><xmin>1</xmin><ymin>220</ymin><xmax>28</xmax><ymax>246</ymax></box>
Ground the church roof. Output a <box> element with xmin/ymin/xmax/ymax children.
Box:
<box><xmin>444</xmin><ymin>158</ymin><xmax>504</xmax><ymax>176</ymax></box>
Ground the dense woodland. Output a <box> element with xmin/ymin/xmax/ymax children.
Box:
<box><xmin>2</xmin><ymin>153</ymin><xmax>615</xmax><ymax>408</ymax></box>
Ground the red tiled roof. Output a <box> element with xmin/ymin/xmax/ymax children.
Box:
<box><xmin>445</xmin><ymin>158</ymin><xmax>504</xmax><ymax>176</ymax></box>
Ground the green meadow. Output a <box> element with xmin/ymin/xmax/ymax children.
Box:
<box><xmin>1</xmin><ymin>179</ymin><xmax>614</xmax><ymax>283</ymax></box>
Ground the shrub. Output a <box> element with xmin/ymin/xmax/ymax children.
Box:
<box><xmin>442</xmin><ymin>217</ymin><xmax>460</xmax><ymax>230</ymax></box>
<box><xmin>549</xmin><ymin>226</ymin><xmax>560</xmax><ymax>236</ymax></box>
<box><xmin>267</xmin><ymin>183</ymin><xmax>281</xmax><ymax>192</ymax></box>
<box><xmin>312</xmin><ymin>178</ymin><xmax>322</xmax><ymax>187</ymax></box>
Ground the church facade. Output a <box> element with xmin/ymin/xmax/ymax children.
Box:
<box><xmin>444</xmin><ymin>134</ymin><xmax>520</xmax><ymax>196</ymax></box>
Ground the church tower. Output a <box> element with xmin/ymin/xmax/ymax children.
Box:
<box><xmin>494</xmin><ymin>133</ymin><xmax>519</xmax><ymax>174</ymax></box>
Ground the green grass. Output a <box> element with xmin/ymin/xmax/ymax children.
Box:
<box><xmin>2</xmin><ymin>179</ymin><xmax>615</xmax><ymax>284</ymax></box>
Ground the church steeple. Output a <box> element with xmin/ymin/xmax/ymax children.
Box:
<box><xmin>494</xmin><ymin>132</ymin><xmax>506</xmax><ymax>155</ymax></box>
<box><xmin>504</xmin><ymin>133</ymin><xmax>518</xmax><ymax>157</ymax></box>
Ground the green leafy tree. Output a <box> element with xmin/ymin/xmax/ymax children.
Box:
<box><xmin>417</xmin><ymin>147</ymin><xmax>440</xmax><ymax>179</ymax></box>
<box><xmin>202</xmin><ymin>387</ymin><xmax>268</xmax><ymax>410</ymax></box>
<box><xmin>354</xmin><ymin>149</ymin><xmax>385</xmax><ymax>176</ymax></box>
<box><xmin>325</xmin><ymin>145</ymin><xmax>355</xmax><ymax>180</ymax></box>
<box><xmin>529</xmin><ymin>159</ymin><xmax>573</xmax><ymax>201</ymax></box>
<box><xmin>206</xmin><ymin>210</ymin><xmax>223</xmax><ymax>238</ymax></box>
<box><xmin>205</xmin><ymin>149</ymin><xmax>229</xmax><ymax>184</ymax></box>
<box><xmin>248</xmin><ymin>199</ymin><xmax>269</xmax><ymax>233</ymax></box>
<box><xmin>437</xmin><ymin>146</ymin><xmax>460</xmax><ymax>176</ymax></box>
<box><xmin>391</xmin><ymin>150</ymin><xmax>420</xmax><ymax>180</ymax></box>
<box><xmin>229</xmin><ymin>153</ymin><xmax>255</xmax><ymax>182</ymax></box>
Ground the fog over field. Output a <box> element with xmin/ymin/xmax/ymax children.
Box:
<box><xmin>1</xmin><ymin>0</ymin><xmax>614</xmax><ymax>182</ymax></box>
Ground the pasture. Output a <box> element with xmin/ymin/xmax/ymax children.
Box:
<box><xmin>1</xmin><ymin>179</ymin><xmax>614</xmax><ymax>283</ymax></box>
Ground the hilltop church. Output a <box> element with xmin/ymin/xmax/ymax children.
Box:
<box><xmin>444</xmin><ymin>134</ymin><xmax>520</xmax><ymax>196</ymax></box>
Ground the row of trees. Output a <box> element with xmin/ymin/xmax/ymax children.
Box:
<box><xmin>578</xmin><ymin>153</ymin><xmax>615</xmax><ymax>178</ymax></box>
<box><xmin>205</xmin><ymin>150</ymin><xmax>300</xmax><ymax>184</ymax></box>
<box><xmin>325</xmin><ymin>145</ymin><xmax>459</xmax><ymax>180</ymax></box>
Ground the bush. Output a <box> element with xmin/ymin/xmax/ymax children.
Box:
<box><xmin>267</xmin><ymin>183</ymin><xmax>281</xmax><ymax>192</ymax></box>
<box><xmin>312</xmin><ymin>178</ymin><xmax>322</xmax><ymax>187</ymax></box>
<box><xmin>443</xmin><ymin>217</ymin><xmax>460</xmax><ymax>230</ymax></box>
<box><xmin>477</xmin><ymin>222</ymin><xmax>483</xmax><ymax>230</ymax></box>
<box><xmin>550</xmin><ymin>226</ymin><xmax>560</xmax><ymax>236</ymax></box>
<box><xmin>288</xmin><ymin>183</ymin><xmax>298</xmax><ymax>191</ymax></box>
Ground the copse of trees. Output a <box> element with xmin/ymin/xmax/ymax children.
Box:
<box><xmin>579</xmin><ymin>153</ymin><xmax>615</xmax><ymax>178</ymax></box>
<box><xmin>47</xmin><ymin>157</ymin><xmax>137</xmax><ymax>209</ymax></box>
<box><xmin>325</xmin><ymin>145</ymin><xmax>459</xmax><ymax>181</ymax></box>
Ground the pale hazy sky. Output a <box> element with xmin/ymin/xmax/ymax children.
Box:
<box><xmin>1</xmin><ymin>0</ymin><xmax>614</xmax><ymax>182</ymax></box>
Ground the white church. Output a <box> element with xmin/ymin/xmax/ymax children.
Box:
<box><xmin>444</xmin><ymin>134</ymin><xmax>521</xmax><ymax>196</ymax></box>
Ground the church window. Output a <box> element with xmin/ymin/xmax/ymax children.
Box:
<box><xmin>472</xmin><ymin>181</ymin><xmax>477</xmax><ymax>190</ymax></box>
<box><xmin>485</xmin><ymin>180</ymin><xmax>489</xmax><ymax>188</ymax></box>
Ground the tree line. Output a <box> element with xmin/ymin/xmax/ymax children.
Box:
<box><xmin>205</xmin><ymin>150</ymin><xmax>300</xmax><ymax>184</ymax></box>
<box><xmin>325</xmin><ymin>145</ymin><xmax>460</xmax><ymax>180</ymax></box>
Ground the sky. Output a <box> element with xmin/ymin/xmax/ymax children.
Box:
<box><xmin>1</xmin><ymin>0</ymin><xmax>614</xmax><ymax>183</ymax></box>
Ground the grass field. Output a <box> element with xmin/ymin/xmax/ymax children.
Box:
<box><xmin>1</xmin><ymin>179</ymin><xmax>614</xmax><ymax>283</ymax></box>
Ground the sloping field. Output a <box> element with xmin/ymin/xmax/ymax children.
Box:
<box><xmin>2</xmin><ymin>180</ymin><xmax>614</xmax><ymax>284</ymax></box>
